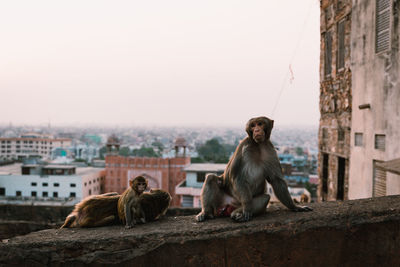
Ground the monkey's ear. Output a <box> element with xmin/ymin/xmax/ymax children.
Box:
<box><xmin>129</xmin><ymin>179</ymin><xmax>133</xmax><ymax>187</ymax></box>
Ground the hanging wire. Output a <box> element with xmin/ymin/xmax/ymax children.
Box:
<box><xmin>271</xmin><ymin>0</ymin><xmax>316</xmax><ymax>117</ymax></box>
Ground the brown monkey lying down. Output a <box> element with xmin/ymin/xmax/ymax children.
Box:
<box><xmin>61</xmin><ymin>189</ymin><xmax>171</xmax><ymax>228</ymax></box>
<box><xmin>196</xmin><ymin>116</ymin><xmax>312</xmax><ymax>223</ymax></box>
<box><xmin>60</xmin><ymin>192</ymin><xmax>120</xmax><ymax>228</ymax></box>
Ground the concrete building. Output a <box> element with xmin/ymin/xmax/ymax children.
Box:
<box><xmin>319</xmin><ymin>0</ymin><xmax>400</xmax><ymax>200</ymax></box>
<box><xmin>349</xmin><ymin>0</ymin><xmax>400</xmax><ymax>199</ymax></box>
<box><xmin>175</xmin><ymin>163</ymin><xmax>311</xmax><ymax>207</ymax></box>
<box><xmin>0</xmin><ymin>133</ymin><xmax>72</xmax><ymax>161</ymax></box>
<box><xmin>175</xmin><ymin>163</ymin><xmax>226</xmax><ymax>207</ymax></box>
<box><xmin>318</xmin><ymin>0</ymin><xmax>352</xmax><ymax>201</ymax></box>
<box><xmin>0</xmin><ymin>163</ymin><xmax>105</xmax><ymax>205</ymax></box>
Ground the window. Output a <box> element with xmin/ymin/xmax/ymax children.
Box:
<box><xmin>16</xmin><ymin>191</ymin><xmax>22</xmax><ymax>197</ymax></box>
<box><xmin>324</xmin><ymin>31</ymin><xmax>332</xmax><ymax>76</ymax></box>
<box><xmin>53</xmin><ymin>192</ymin><xmax>58</xmax><ymax>197</ymax></box>
<box><xmin>376</xmin><ymin>0</ymin><xmax>391</xmax><ymax>53</ymax></box>
<box><xmin>31</xmin><ymin>191</ymin><xmax>37</xmax><ymax>197</ymax></box>
<box><xmin>70</xmin><ymin>192</ymin><xmax>76</xmax><ymax>197</ymax></box>
<box><xmin>42</xmin><ymin>192</ymin><xmax>48</xmax><ymax>197</ymax></box>
<box><xmin>54</xmin><ymin>183</ymin><xmax>60</xmax><ymax>187</ymax></box>
<box><xmin>42</xmin><ymin>183</ymin><xmax>48</xmax><ymax>187</ymax></box>
<box><xmin>196</xmin><ymin>172</ymin><xmax>206</xmax><ymax>183</ymax></box>
<box><xmin>338</xmin><ymin>128</ymin><xmax>345</xmax><ymax>141</ymax></box>
<box><xmin>0</xmin><ymin>188</ymin><xmax>5</xmax><ymax>196</ymax></box>
<box><xmin>337</xmin><ymin>19</ymin><xmax>346</xmax><ymax>70</ymax></box>
<box><xmin>375</xmin><ymin>134</ymin><xmax>386</xmax><ymax>151</ymax></box>
<box><xmin>355</xmin><ymin>133</ymin><xmax>363</xmax><ymax>147</ymax></box>
<box><xmin>322</xmin><ymin>128</ymin><xmax>329</xmax><ymax>140</ymax></box>
<box><xmin>181</xmin><ymin>195</ymin><xmax>194</xmax><ymax>207</ymax></box>
<box><xmin>70</xmin><ymin>183</ymin><xmax>76</xmax><ymax>187</ymax></box>
<box><xmin>31</xmin><ymin>182</ymin><xmax>37</xmax><ymax>186</ymax></box>
<box><xmin>373</xmin><ymin>160</ymin><xmax>386</xmax><ymax>197</ymax></box>
<box><xmin>89</xmin><ymin>189</ymin><xmax>92</xmax><ymax>195</ymax></box>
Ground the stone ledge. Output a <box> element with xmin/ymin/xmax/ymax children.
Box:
<box><xmin>1</xmin><ymin>195</ymin><xmax>400</xmax><ymax>266</ymax></box>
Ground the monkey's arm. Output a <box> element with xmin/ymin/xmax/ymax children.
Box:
<box><xmin>124</xmin><ymin>202</ymin><xmax>135</xmax><ymax>228</ymax></box>
<box><xmin>270</xmin><ymin>175</ymin><xmax>312</xmax><ymax>212</ymax></box>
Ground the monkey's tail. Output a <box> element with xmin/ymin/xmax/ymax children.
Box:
<box><xmin>60</xmin><ymin>214</ymin><xmax>76</xmax><ymax>228</ymax></box>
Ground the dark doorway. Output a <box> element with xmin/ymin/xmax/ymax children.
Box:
<box><xmin>322</xmin><ymin>154</ymin><xmax>329</xmax><ymax>200</ymax></box>
<box><xmin>337</xmin><ymin>157</ymin><xmax>345</xmax><ymax>200</ymax></box>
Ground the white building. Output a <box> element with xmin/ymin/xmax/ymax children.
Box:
<box><xmin>0</xmin><ymin>133</ymin><xmax>72</xmax><ymax>161</ymax></box>
<box><xmin>175</xmin><ymin>163</ymin><xmax>311</xmax><ymax>207</ymax></box>
<box><xmin>175</xmin><ymin>163</ymin><xmax>226</xmax><ymax>207</ymax></box>
<box><xmin>0</xmin><ymin>163</ymin><xmax>105</xmax><ymax>205</ymax></box>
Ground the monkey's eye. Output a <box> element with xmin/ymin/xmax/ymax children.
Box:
<box><xmin>250</xmin><ymin>123</ymin><xmax>255</xmax><ymax>128</ymax></box>
<box><xmin>138</xmin><ymin>182</ymin><xmax>146</xmax><ymax>185</ymax></box>
<box><xmin>257</xmin><ymin>122</ymin><xmax>263</xmax><ymax>126</ymax></box>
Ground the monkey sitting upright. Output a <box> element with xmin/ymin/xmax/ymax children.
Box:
<box><xmin>118</xmin><ymin>175</ymin><xmax>148</xmax><ymax>228</ymax></box>
<box><xmin>196</xmin><ymin>116</ymin><xmax>312</xmax><ymax>223</ymax></box>
<box><xmin>135</xmin><ymin>189</ymin><xmax>171</xmax><ymax>223</ymax></box>
<box><xmin>60</xmin><ymin>192</ymin><xmax>120</xmax><ymax>228</ymax></box>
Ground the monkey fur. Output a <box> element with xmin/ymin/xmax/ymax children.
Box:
<box><xmin>118</xmin><ymin>175</ymin><xmax>148</xmax><ymax>228</ymax></box>
<box><xmin>196</xmin><ymin>116</ymin><xmax>312</xmax><ymax>223</ymax></box>
<box><xmin>136</xmin><ymin>189</ymin><xmax>171</xmax><ymax>223</ymax></box>
<box><xmin>60</xmin><ymin>192</ymin><xmax>120</xmax><ymax>228</ymax></box>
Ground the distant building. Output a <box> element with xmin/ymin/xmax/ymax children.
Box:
<box><xmin>0</xmin><ymin>133</ymin><xmax>72</xmax><ymax>161</ymax></box>
<box><xmin>175</xmin><ymin>163</ymin><xmax>226</xmax><ymax>207</ymax></box>
<box><xmin>175</xmin><ymin>163</ymin><xmax>311</xmax><ymax>207</ymax></box>
<box><xmin>0</xmin><ymin>162</ymin><xmax>105</xmax><ymax>205</ymax></box>
<box><xmin>104</xmin><ymin>136</ymin><xmax>190</xmax><ymax>206</ymax></box>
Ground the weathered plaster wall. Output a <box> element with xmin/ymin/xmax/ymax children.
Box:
<box><xmin>349</xmin><ymin>0</ymin><xmax>400</xmax><ymax>199</ymax></box>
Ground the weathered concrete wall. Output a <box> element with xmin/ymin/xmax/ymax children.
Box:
<box><xmin>1</xmin><ymin>195</ymin><xmax>400</xmax><ymax>266</ymax></box>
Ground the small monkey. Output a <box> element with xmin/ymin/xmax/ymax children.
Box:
<box><xmin>60</xmin><ymin>192</ymin><xmax>120</xmax><ymax>228</ymax></box>
<box><xmin>136</xmin><ymin>189</ymin><xmax>171</xmax><ymax>223</ymax></box>
<box><xmin>118</xmin><ymin>176</ymin><xmax>148</xmax><ymax>228</ymax></box>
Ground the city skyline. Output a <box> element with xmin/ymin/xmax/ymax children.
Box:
<box><xmin>1</xmin><ymin>0</ymin><xmax>320</xmax><ymax>127</ymax></box>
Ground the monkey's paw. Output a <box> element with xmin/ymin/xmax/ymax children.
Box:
<box><xmin>195</xmin><ymin>212</ymin><xmax>214</xmax><ymax>222</ymax></box>
<box><xmin>231</xmin><ymin>211</ymin><xmax>252</xmax><ymax>222</ymax></box>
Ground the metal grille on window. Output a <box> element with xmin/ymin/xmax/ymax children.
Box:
<box><xmin>375</xmin><ymin>134</ymin><xmax>386</xmax><ymax>151</ymax></box>
<box><xmin>337</xmin><ymin>20</ymin><xmax>345</xmax><ymax>70</ymax></box>
<box><xmin>376</xmin><ymin>0</ymin><xmax>391</xmax><ymax>53</ymax></box>
<box><xmin>182</xmin><ymin>195</ymin><xmax>194</xmax><ymax>207</ymax></box>
<box><xmin>324</xmin><ymin>31</ymin><xmax>332</xmax><ymax>76</ymax></box>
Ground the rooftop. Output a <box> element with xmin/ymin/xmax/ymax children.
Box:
<box><xmin>184</xmin><ymin>163</ymin><xmax>227</xmax><ymax>172</ymax></box>
<box><xmin>0</xmin><ymin>163</ymin><xmax>102</xmax><ymax>176</ymax></box>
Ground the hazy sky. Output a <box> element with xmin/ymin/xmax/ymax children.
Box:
<box><xmin>0</xmin><ymin>0</ymin><xmax>320</xmax><ymax>128</ymax></box>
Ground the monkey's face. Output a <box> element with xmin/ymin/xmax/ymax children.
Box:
<box><xmin>136</xmin><ymin>182</ymin><xmax>147</xmax><ymax>193</ymax></box>
<box><xmin>246</xmin><ymin>116</ymin><xmax>274</xmax><ymax>144</ymax></box>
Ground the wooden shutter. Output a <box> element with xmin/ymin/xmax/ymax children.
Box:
<box><xmin>373</xmin><ymin>160</ymin><xmax>387</xmax><ymax>197</ymax></box>
<box><xmin>376</xmin><ymin>0</ymin><xmax>391</xmax><ymax>53</ymax></box>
